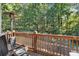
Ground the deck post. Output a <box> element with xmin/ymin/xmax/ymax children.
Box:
<box><xmin>34</xmin><ymin>34</ymin><xmax>37</xmax><ymax>52</ymax></box>
<box><xmin>32</xmin><ymin>31</ymin><xmax>37</xmax><ymax>52</ymax></box>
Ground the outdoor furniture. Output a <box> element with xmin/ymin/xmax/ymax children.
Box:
<box><xmin>0</xmin><ymin>33</ymin><xmax>8</xmax><ymax>56</ymax></box>
<box><xmin>0</xmin><ymin>33</ymin><xmax>29</xmax><ymax>56</ymax></box>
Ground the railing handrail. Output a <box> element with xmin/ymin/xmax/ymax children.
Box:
<box><xmin>13</xmin><ymin>32</ymin><xmax>79</xmax><ymax>40</ymax></box>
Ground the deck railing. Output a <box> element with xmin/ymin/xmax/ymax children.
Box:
<box><xmin>7</xmin><ymin>32</ymin><xmax>79</xmax><ymax>56</ymax></box>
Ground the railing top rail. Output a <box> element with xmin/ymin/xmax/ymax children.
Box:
<box><xmin>13</xmin><ymin>32</ymin><xmax>79</xmax><ymax>40</ymax></box>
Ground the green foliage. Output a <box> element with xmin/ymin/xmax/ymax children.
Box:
<box><xmin>2</xmin><ymin>3</ymin><xmax>79</xmax><ymax>36</ymax></box>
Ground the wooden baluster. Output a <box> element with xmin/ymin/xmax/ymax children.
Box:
<box><xmin>53</xmin><ymin>38</ymin><xmax>56</xmax><ymax>55</ymax></box>
<box><xmin>36</xmin><ymin>35</ymin><xmax>38</xmax><ymax>54</ymax></box>
<box><xmin>51</xmin><ymin>37</ymin><xmax>54</xmax><ymax>55</ymax></box>
<box><xmin>46</xmin><ymin>36</ymin><xmax>48</xmax><ymax>56</ymax></box>
<box><xmin>62</xmin><ymin>39</ymin><xmax>66</xmax><ymax>56</ymax></box>
<box><xmin>76</xmin><ymin>40</ymin><xmax>78</xmax><ymax>52</ymax></box>
<box><xmin>40</xmin><ymin>36</ymin><xmax>42</xmax><ymax>55</ymax></box>
<box><xmin>68</xmin><ymin>40</ymin><xmax>70</xmax><ymax>56</ymax></box>
<box><xmin>57</xmin><ymin>38</ymin><xmax>59</xmax><ymax>55</ymax></box>
<box><xmin>43</xmin><ymin>37</ymin><xmax>46</xmax><ymax>55</ymax></box>
<box><xmin>39</xmin><ymin>36</ymin><xmax>41</xmax><ymax>51</ymax></box>
<box><xmin>64</xmin><ymin>39</ymin><xmax>68</xmax><ymax>56</ymax></box>
<box><xmin>68</xmin><ymin>40</ymin><xmax>70</xmax><ymax>48</ymax></box>
<box><xmin>44</xmin><ymin>36</ymin><xmax>46</xmax><ymax>56</ymax></box>
<box><xmin>32</xmin><ymin>35</ymin><xmax>34</xmax><ymax>51</ymax></box>
<box><xmin>40</xmin><ymin>36</ymin><xmax>41</xmax><ymax>55</ymax></box>
<box><xmin>29</xmin><ymin>34</ymin><xmax>33</xmax><ymax>47</ymax></box>
<box><xmin>59</xmin><ymin>39</ymin><xmax>61</xmax><ymax>56</ymax></box>
<box><xmin>72</xmin><ymin>40</ymin><xmax>74</xmax><ymax>50</ymax></box>
<box><xmin>52</xmin><ymin>38</ymin><xmax>55</xmax><ymax>55</ymax></box>
<box><xmin>61</xmin><ymin>39</ymin><xmax>65</xmax><ymax>55</ymax></box>
<box><xmin>53</xmin><ymin>38</ymin><xmax>57</xmax><ymax>56</ymax></box>
<box><xmin>50</xmin><ymin>36</ymin><xmax>53</xmax><ymax>55</ymax></box>
<box><xmin>38</xmin><ymin>36</ymin><xmax>40</xmax><ymax>54</ymax></box>
<box><xmin>60</xmin><ymin>39</ymin><xmax>62</xmax><ymax>56</ymax></box>
<box><xmin>49</xmin><ymin>38</ymin><xmax>51</xmax><ymax>55</ymax></box>
<box><xmin>30</xmin><ymin>35</ymin><xmax>31</xmax><ymax>47</ymax></box>
<box><xmin>49</xmin><ymin>36</ymin><xmax>52</xmax><ymax>55</ymax></box>
<box><xmin>55</xmin><ymin>38</ymin><xmax>57</xmax><ymax>56</ymax></box>
<box><xmin>65</xmin><ymin>39</ymin><xmax>68</xmax><ymax>56</ymax></box>
<box><xmin>32</xmin><ymin>35</ymin><xmax>33</xmax><ymax>49</ymax></box>
<box><xmin>45</xmin><ymin>38</ymin><xmax>46</xmax><ymax>55</ymax></box>
<box><xmin>45</xmin><ymin>36</ymin><xmax>47</xmax><ymax>55</ymax></box>
<box><xmin>46</xmin><ymin>36</ymin><xmax>48</xmax><ymax>55</ymax></box>
<box><xmin>55</xmin><ymin>39</ymin><xmax>57</xmax><ymax>55</ymax></box>
<box><xmin>48</xmin><ymin>36</ymin><xmax>51</xmax><ymax>54</ymax></box>
<box><xmin>42</xmin><ymin>36</ymin><xmax>44</xmax><ymax>55</ymax></box>
<box><xmin>62</xmin><ymin>39</ymin><xmax>64</xmax><ymax>56</ymax></box>
<box><xmin>56</xmin><ymin>38</ymin><xmax>59</xmax><ymax>55</ymax></box>
<box><xmin>41</xmin><ymin>36</ymin><xmax>43</xmax><ymax>55</ymax></box>
<box><xmin>34</xmin><ymin>35</ymin><xmax>37</xmax><ymax>53</ymax></box>
<box><xmin>27</xmin><ymin>35</ymin><xmax>28</xmax><ymax>47</ymax></box>
<box><xmin>44</xmin><ymin>36</ymin><xmax>46</xmax><ymax>55</ymax></box>
<box><xmin>38</xmin><ymin>36</ymin><xmax>39</xmax><ymax>52</ymax></box>
<box><xmin>27</xmin><ymin>34</ymin><xmax>28</xmax><ymax>47</ymax></box>
<box><xmin>43</xmin><ymin>36</ymin><xmax>46</xmax><ymax>56</ymax></box>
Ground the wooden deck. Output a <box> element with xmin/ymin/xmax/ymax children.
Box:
<box><xmin>6</xmin><ymin>32</ymin><xmax>79</xmax><ymax>56</ymax></box>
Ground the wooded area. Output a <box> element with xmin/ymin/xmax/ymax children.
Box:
<box><xmin>2</xmin><ymin>3</ymin><xmax>79</xmax><ymax>36</ymax></box>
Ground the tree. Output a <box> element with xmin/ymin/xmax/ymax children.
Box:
<box><xmin>2</xmin><ymin>3</ymin><xmax>79</xmax><ymax>36</ymax></box>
